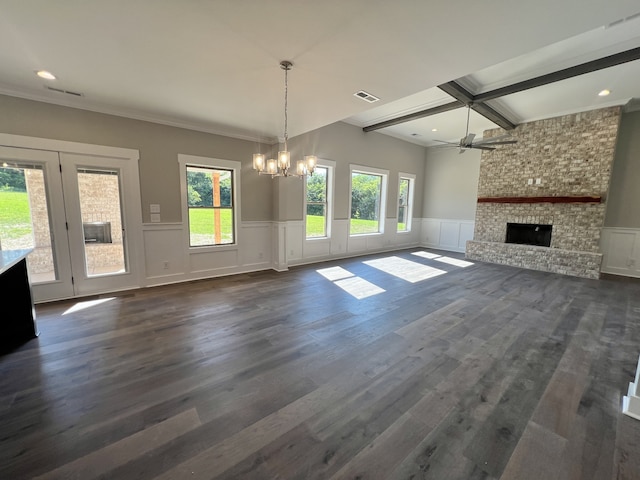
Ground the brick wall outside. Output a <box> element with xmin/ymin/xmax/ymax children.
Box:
<box><xmin>27</xmin><ymin>170</ymin><xmax>124</xmax><ymax>277</ymax></box>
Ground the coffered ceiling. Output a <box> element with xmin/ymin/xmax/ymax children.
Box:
<box><xmin>1</xmin><ymin>1</ymin><xmax>639</xmax><ymax>147</ymax></box>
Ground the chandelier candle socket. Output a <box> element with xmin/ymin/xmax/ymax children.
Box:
<box><xmin>253</xmin><ymin>61</ymin><xmax>317</xmax><ymax>178</ymax></box>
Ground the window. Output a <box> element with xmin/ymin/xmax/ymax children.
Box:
<box><xmin>397</xmin><ymin>173</ymin><xmax>415</xmax><ymax>232</ymax></box>
<box><xmin>305</xmin><ymin>166</ymin><xmax>329</xmax><ymax>238</ymax></box>
<box><xmin>349</xmin><ymin>165</ymin><xmax>388</xmax><ymax>235</ymax></box>
<box><xmin>179</xmin><ymin>155</ymin><xmax>240</xmax><ymax>248</ymax></box>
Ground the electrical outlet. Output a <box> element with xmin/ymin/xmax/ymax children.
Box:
<box><xmin>535</xmin><ymin>178</ymin><xmax>542</xmax><ymax>185</ymax></box>
<box><xmin>163</xmin><ymin>261</ymin><xmax>169</xmax><ymax>269</ymax></box>
<box><xmin>527</xmin><ymin>178</ymin><xmax>533</xmax><ymax>185</ymax></box>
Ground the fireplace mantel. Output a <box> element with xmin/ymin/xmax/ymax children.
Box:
<box><xmin>477</xmin><ymin>196</ymin><xmax>601</xmax><ymax>204</ymax></box>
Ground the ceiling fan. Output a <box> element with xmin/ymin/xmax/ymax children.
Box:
<box><xmin>434</xmin><ymin>105</ymin><xmax>517</xmax><ymax>153</ymax></box>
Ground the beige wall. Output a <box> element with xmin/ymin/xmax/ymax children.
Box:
<box><xmin>422</xmin><ymin>147</ymin><xmax>481</xmax><ymax>220</ymax></box>
<box><xmin>605</xmin><ymin>109</ymin><xmax>640</xmax><ymax>228</ymax></box>
<box><xmin>285</xmin><ymin>122</ymin><xmax>426</xmax><ymax>222</ymax></box>
<box><xmin>0</xmin><ymin>94</ymin><xmax>273</xmax><ymax>222</ymax></box>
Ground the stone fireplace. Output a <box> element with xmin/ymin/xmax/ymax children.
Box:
<box><xmin>466</xmin><ymin>107</ymin><xmax>621</xmax><ymax>279</ymax></box>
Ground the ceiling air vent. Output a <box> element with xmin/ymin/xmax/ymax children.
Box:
<box><xmin>354</xmin><ymin>90</ymin><xmax>380</xmax><ymax>103</ymax></box>
<box><xmin>45</xmin><ymin>85</ymin><xmax>84</xmax><ymax>97</ymax></box>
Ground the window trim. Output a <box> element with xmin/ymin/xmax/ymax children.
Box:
<box><xmin>178</xmin><ymin>154</ymin><xmax>241</xmax><ymax>250</ymax></box>
<box><xmin>397</xmin><ymin>172</ymin><xmax>416</xmax><ymax>233</ymax></box>
<box><xmin>304</xmin><ymin>160</ymin><xmax>335</xmax><ymax>241</ymax></box>
<box><xmin>349</xmin><ymin>164</ymin><xmax>389</xmax><ymax>236</ymax></box>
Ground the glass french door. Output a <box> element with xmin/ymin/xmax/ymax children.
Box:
<box><xmin>0</xmin><ymin>146</ymin><xmax>138</xmax><ymax>302</ymax></box>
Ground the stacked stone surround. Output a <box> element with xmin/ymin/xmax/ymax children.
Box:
<box><xmin>466</xmin><ymin>106</ymin><xmax>621</xmax><ymax>279</ymax></box>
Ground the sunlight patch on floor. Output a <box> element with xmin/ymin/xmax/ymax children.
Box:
<box><xmin>411</xmin><ymin>251</ymin><xmax>441</xmax><ymax>260</ymax></box>
<box><xmin>364</xmin><ymin>256</ymin><xmax>447</xmax><ymax>283</ymax></box>
<box><xmin>316</xmin><ymin>266</ymin><xmax>384</xmax><ymax>299</ymax></box>
<box><xmin>63</xmin><ymin>297</ymin><xmax>115</xmax><ymax>315</ymax></box>
<box><xmin>316</xmin><ymin>266</ymin><xmax>355</xmax><ymax>281</ymax></box>
<box><xmin>333</xmin><ymin>277</ymin><xmax>386</xmax><ymax>299</ymax></box>
<box><xmin>434</xmin><ymin>256</ymin><xmax>474</xmax><ymax>268</ymax></box>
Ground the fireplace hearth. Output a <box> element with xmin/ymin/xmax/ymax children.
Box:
<box><xmin>505</xmin><ymin>223</ymin><xmax>552</xmax><ymax>247</ymax></box>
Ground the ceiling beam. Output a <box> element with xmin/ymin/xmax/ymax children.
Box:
<box><xmin>362</xmin><ymin>101</ymin><xmax>462</xmax><ymax>132</ymax></box>
<box><xmin>362</xmin><ymin>46</ymin><xmax>640</xmax><ymax>135</ymax></box>
<box><xmin>471</xmin><ymin>102</ymin><xmax>517</xmax><ymax>130</ymax></box>
<box><xmin>438</xmin><ymin>81</ymin><xmax>517</xmax><ymax>130</ymax></box>
<box><xmin>474</xmin><ymin>46</ymin><xmax>640</xmax><ymax>103</ymax></box>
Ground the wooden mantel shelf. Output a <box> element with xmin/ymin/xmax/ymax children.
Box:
<box><xmin>477</xmin><ymin>196</ymin><xmax>602</xmax><ymax>204</ymax></box>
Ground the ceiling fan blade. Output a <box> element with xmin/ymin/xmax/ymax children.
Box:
<box><xmin>483</xmin><ymin>140</ymin><xmax>518</xmax><ymax>145</ymax></box>
<box><xmin>432</xmin><ymin>139</ymin><xmax>459</xmax><ymax>145</ymax></box>
<box><xmin>474</xmin><ymin>135</ymin><xmax>517</xmax><ymax>146</ymax></box>
<box><xmin>470</xmin><ymin>145</ymin><xmax>496</xmax><ymax>151</ymax></box>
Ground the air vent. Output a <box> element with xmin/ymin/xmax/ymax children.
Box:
<box><xmin>605</xmin><ymin>12</ymin><xmax>640</xmax><ymax>28</ymax></box>
<box><xmin>353</xmin><ymin>90</ymin><xmax>380</xmax><ymax>103</ymax></box>
<box><xmin>44</xmin><ymin>85</ymin><xmax>84</xmax><ymax>97</ymax></box>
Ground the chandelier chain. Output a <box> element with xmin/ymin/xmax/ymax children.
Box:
<box><xmin>283</xmin><ymin>65</ymin><xmax>288</xmax><ymax>151</ymax></box>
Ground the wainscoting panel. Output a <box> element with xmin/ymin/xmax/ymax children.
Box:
<box><xmin>285</xmin><ymin>221</ymin><xmax>304</xmax><ymax>262</ymax></box>
<box><xmin>143</xmin><ymin>223</ymin><xmax>186</xmax><ymax>282</ymax></box>
<box><xmin>600</xmin><ymin>227</ymin><xmax>640</xmax><ymax>278</ymax></box>
<box><xmin>303</xmin><ymin>239</ymin><xmax>332</xmax><ymax>259</ymax></box>
<box><xmin>330</xmin><ymin>220</ymin><xmax>349</xmax><ymax>256</ymax></box>
<box><xmin>143</xmin><ymin>221</ymin><xmax>272</xmax><ymax>286</ymax></box>
<box><xmin>189</xmin><ymin>248</ymin><xmax>239</xmax><ymax>273</ymax></box>
<box><xmin>421</xmin><ymin>218</ymin><xmax>475</xmax><ymax>253</ymax></box>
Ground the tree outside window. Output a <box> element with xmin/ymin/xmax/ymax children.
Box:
<box><xmin>350</xmin><ymin>171</ymin><xmax>385</xmax><ymax>235</ymax></box>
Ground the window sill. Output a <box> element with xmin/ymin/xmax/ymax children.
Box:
<box><xmin>188</xmin><ymin>243</ymin><xmax>238</xmax><ymax>253</ymax></box>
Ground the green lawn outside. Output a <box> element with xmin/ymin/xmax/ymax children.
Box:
<box><xmin>0</xmin><ymin>190</ymin><xmax>32</xmax><ymax>240</ymax></box>
<box><xmin>306</xmin><ymin>215</ymin><xmax>326</xmax><ymax>237</ymax></box>
<box><xmin>1</xmin><ymin>193</ymin><xmax>394</xmax><ymax>244</ymax></box>
<box><xmin>349</xmin><ymin>218</ymin><xmax>380</xmax><ymax>235</ymax></box>
<box><xmin>189</xmin><ymin>208</ymin><xmax>234</xmax><ymax>244</ymax></box>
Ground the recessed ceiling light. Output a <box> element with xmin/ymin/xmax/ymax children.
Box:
<box><xmin>36</xmin><ymin>70</ymin><xmax>56</xmax><ymax>80</ymax></box>
<box><xmin>598</xmin><ymin>89</ymin><xmax>611</xmax><ymax>96</ymax></box>
<box><xmin>431</xmin><ymin>128</ymin><xmax>438</xmax><ymax>132</ymax></box>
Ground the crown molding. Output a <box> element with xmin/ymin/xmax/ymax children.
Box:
<box><xmin>0</xmin><ymin>86</ymin><xmax>278</xmax><ymax>145</ymax></box>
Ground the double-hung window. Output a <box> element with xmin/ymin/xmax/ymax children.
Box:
<box><xmin>305</xmin><ymin>165</ymin><xmax>330</xmax><ymax>238</ymax></box>
<box><xmin>179</xmin><ymin>155</ymin><xmax>240</xmax><ymax>247</ymax></box>
<box><xmin>349</xmin><ymin>165</ymin><xmax>388</xmax><ymax>235</ymax></box>
<box><xmin>397</xmin><ymin>173</ymin><xmax>415</xmax><ymax>232</ymax></box>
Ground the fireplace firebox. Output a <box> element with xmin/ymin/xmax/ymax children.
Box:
<box><xmin>505</xmin><ymin>223</ymin><xmax>552</xmax><ymax>247</ymax></box>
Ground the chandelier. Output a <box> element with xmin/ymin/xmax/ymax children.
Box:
<box><xmin>253</xmin><ymin>61</ymin><xmax>317</xmax><ymax>177</ymax></box>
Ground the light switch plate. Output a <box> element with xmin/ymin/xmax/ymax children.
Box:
<box><xmin>150</xmin><ymin>213</ymin><xmax>161</xmax><ymax>223</ymax></box>
<box><xmin>150</xmin><ymin>204</ymin><xmax>160</xmax><ymax>213</ymax></box>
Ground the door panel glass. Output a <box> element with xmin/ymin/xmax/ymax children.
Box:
<box><xmin>0</xmin><ymin>162</ymin><xmax>57</xmax><ymax>282</ymax></box>
<box><xmin>77</xmin><ymin>168</ymin><xmax>126</xmax><ymax>276</ymax></box>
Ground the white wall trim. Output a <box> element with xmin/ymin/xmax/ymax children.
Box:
<box><xmin>421</xmin><ymin>218</ymin><xmax>475</xmax><ymax>253</ymax></box>
<box><xmin>623</xmin><ymin>354</ymin><xmax>640</xmax><ymax>421</ymax></box>
<box><xmin>142</xmin><ymin>220</ymin><xmax>272</xmax><ymax>287</ymax></box>
<box><xmin>0</xmin><ymin>133</ymin><xmax>140</xmax><ymax>160</ymax></box>
<box><xmin>600</xmin><ymin>227</ymin><xmax>640</xmax><ymax>278</ymax></box>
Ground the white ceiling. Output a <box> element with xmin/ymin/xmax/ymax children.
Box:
<box><xmin>1</xmin><ymin>1</ymin><xmax>640</xmax><ymax>147</ymax></box>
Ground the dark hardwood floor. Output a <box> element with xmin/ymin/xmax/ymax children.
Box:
<box><xmin>2</xmin><ymin>248</ymin><xmax>640</xmax><ymax>479</ymax></box>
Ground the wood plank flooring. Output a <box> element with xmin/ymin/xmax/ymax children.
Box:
<box><xmin>1</xmin><ymin>248</ymin><xmax>640</xmax><ymax>479</ymax></box>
